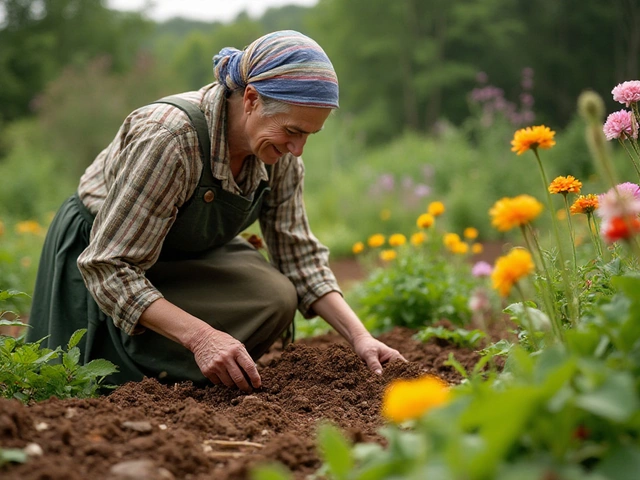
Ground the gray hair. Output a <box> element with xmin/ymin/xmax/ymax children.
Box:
<box><xmin>258</xmin><ymin>94</ymin><xmax>291</xmax><ymax>117</ymax></box>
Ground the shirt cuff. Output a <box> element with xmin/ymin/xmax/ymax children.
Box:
<box><xmin>299</xmin><ymin>281</ymin><xmax>343</xmax><ymax>319</ymax></box>
<box><xmin>117</xmin><ymin>289</ymin><xmax>165</xmax><ymax>335</ymax></box>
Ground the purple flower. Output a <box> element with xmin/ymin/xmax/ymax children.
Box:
<box><xmin>378</xmin><ymin>173</ymin><xmax>395</xmax><ymax>191</ymax></box>
<box><xmin>472</xmin><ymin>261</ymin><xmax>493</xmax><ymax>277</ymax></box>
<box><xmin>612</xmin><ymin>80</ymin><xmax>640</xmax><ymax>107</ymax></box>
<box><xmin>603</xmin><ymin>110</ymin><xmax>637</xmax><ymax>140</ymax></box>
<box><xmin>413</xmin><ymin>184</ymin><xmax>431</xmax><ymax>198</ymax></box>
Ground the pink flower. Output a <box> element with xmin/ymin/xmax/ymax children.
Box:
<box><xmin>472</xmin><ymin>261</ymin><xmax>493</xmax><ymax>277</ymax></box>
<box><xmin>596</xmin><ymin>183</ymin><xmax>640</xmax><ymax>218</ymax></box>
<box><xmin>603</xmin><ymin>110</ymin><xmax>637</xmax><ymax>140</ymax></box>
<box><xmin>612</xmin><ymin>80</ymin><xmax>640</xmax><ymax>107</ymax></box>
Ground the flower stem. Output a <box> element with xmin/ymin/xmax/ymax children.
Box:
<box><xmin>617</xmin><ymin>137</ymin><xmax>640</xmax><ymax>184</ymax></box>
<box><xmin>515</xmin><ymin>284</ymin><xmax>542</xmax><ymax>351</ymax></box>
<box><xmin>586</xmin><ymin>213</ymin><xmax>603</xmax><ymax>259</ymax></box>
<box><xmin>562</xmin><ymin>194</ymin><xmax>578</xmax><ymax>271</ymax></box>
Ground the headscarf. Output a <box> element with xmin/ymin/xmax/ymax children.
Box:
<box><xmin>212</xmin><ymin>30</ymin><xmax>339</xmax><ymax>109</ymax></box>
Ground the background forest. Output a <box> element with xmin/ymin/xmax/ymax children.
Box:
<box><xmin>1</xmin><ymin>0</ymin><xmax>639</xmax><ymax>314</ymax></box>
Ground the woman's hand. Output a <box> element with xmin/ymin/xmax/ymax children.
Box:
<box><xmin>188</xmin><ymin>326</ymin><xmax>261</xmax><ymax>393</ymax></box>
<box><xmin>352</xmin><ymin>333</ymin><xmax>406</xmax><ymax>374</ymax></box>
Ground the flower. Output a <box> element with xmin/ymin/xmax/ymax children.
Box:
<box><xmin>463</xmin><ymin>227</ymin><xmax>479</xmax><ymax>240</ymax></box>
<box><xmin>410</xmin><ymin>232</ymin><xmax>426</xmax><ymax>246</ymax></box>
<box><xmin>427</xmin><ymin>201</ymin><xmax>445</xmax><ymax>217</ymax></box>
<box><xmin>388</xmin><ymin>233</ymin><xmax>407</xmax><ymax>247</ymax></box>
<box><xmin>511</xmin><ymin>125</ymin><xmax>556</xmax><ymax>155</ymax></box>
<box><xmin>379</xmin><ymin>249</ymin><xmax>397</xmax><ymax>262</ymax></box>
<box><xmin>367</xmin><ymin>234</ymin><xmax>385</xmax><ymax>248</ymax></box>
<box><xmin>0</xmin><ymin>220</ymin><xmax>4</xmax><ymax>237</ymax></box>
<box><xmin>15</xmin><ymin>220</ymin><xmax>44</xmax><ymax>235</ymax></box>
<box><xmin>491</xmin><ymin>248</ymin><xmax>535</xmax><ymax>297</ymax></box>
<box><xmin>596</xmin><ymin>183</ymin><xmax>640</xmax><ymax>218</ymax></box>
<box><xmin>612</xmin><ymin>80</ymin><xmax>640</xmax><ymax>107</ymax></box>
<box><xmin>380</xmin><ymin>208</ymin><xmax>392</xmax><ymax>221</ymax></box>
<box><xmin>570</xmin><ymin>194</ymin><xmax>599</xmax><ymax>215</ymax></box>
<box><xmin>382</xmin><ymin>375</ymin><xmax>450</xmax><ymax>423</ymax></box>
<box><xmin>352</xmin><ymin>241</ymin><xmax>365</xmax><ymax>255</ymax></box>
<box><xmin>548</xmin><ymin>175</ymin><xmax>582</xmax><ymax>195</ymax></box>
<box><xmin>603</xmin><ymin>110</ymin><xmax>638</xmax><ymax>140</ymax></box>
<box><xmin>489</xmin><ymin>195</ymin><xmax>544</xmax><ymax>231</ymax></box>
<box><xmin>448</xmin><ymin>241</ymin><xmax>469</xmax><ymax>255</ymax></box>
<box><xmin>472</xmin><ymin>261</ymin><xmax>493</xmax><ymax>277</ymax></box>
<box><xmin>601</xmin><ymin>215</ymin><xmax>640</xmax><ymax>244</ymax></box>
<box><xmin>443</xmin><ymin>233</ymin><xmax>461</xmax><ymax>249</ymax></box>
<box><xmin>471</xmin><ymin>242</ymin><xmax>483</xmax><ymax>254</ymax></box>
<box><xmin>416</xmin><ymin>213</ymin><xmax>435</xmax><ymax>229</ymax></box>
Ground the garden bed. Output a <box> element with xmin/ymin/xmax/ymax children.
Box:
<box><xmin>0</xmin><ymin>325</ymin><xmax>499</xmax><ymax>480</ymax></box>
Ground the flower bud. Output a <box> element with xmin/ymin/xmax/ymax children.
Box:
<box><xmin>577</xmin><ymin>90</ymin><xmax>606</xmax><ymax>124</ymax></box>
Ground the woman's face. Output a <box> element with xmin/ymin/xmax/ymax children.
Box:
<box><xmin>243</xmin><ymin>91</ymin><xmax>332</xmax><ymax>164</ymax></box>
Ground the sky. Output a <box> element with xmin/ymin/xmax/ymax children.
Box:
<box><xmin>106</xmin><ymin>0</ymin><xmax>319</xmax><ymax>23</ymax></box>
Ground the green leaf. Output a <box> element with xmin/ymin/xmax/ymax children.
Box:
<box><xmin>595</xmin><ymin>445</ymin><xmax>640</xmax><ymax>480</ymax></box>
<box><xmin>250</xmin><ymin>464</ymin><xmax>292</xmax><ymax>480</ymax></box>
<box><xmin>0</xmin><ymin>319</ymin><xmax>30</xmax><ymax>328</ymax></box>
<box><xmin>575</xmin><ymin>372</ymin><xmax>639</xmax><ymax>422</ymax></box>
<box><xmin>76</xmin><ymin>359</ymin><xmax>118</xmax><ymax>379</ymax></box>
<box><xmin>317</xmin><ymin>423</ymin><xmax>353</xmax><ymax>480</ymax></box>
<box><xmin>67</xmin><ymin>329</ymin><xmax>87</xmax><ymax>349</ymax></box>
<box><xmin>0</xmin><ymin>448</ymin><xmax>28</xmax><ymax>466</ymax></box>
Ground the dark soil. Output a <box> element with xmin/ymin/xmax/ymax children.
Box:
<box><xmin>0</xmin><ymin>323</ymin><xmax>511</xmax><ymax>480</ymax></box>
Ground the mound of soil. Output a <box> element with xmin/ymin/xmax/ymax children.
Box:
<box><xmin>0</xmin><ymin>326</ymin><xmax>500</xmax><ymax>480</ymax></box>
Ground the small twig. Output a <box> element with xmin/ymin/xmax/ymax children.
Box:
<box><xmin>203</xmin><ymin>439</ymin><xmax>264</xmax><ymax>449</ymax></box>
<box><xmin>205</xmin><ymin>451</ymin><xmax>248</xmax><ymax>458</ymax></box>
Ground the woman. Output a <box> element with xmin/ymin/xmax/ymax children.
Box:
<box><xmin>28</xmin><ymin>30</ymin><xmax>404</xmax><ymax>392</ymax></box>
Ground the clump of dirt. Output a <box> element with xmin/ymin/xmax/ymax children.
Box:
<box><xmin>0</xmin><ymin>326</ymin><xmax>491</xmax><ymax>480</ymax></box>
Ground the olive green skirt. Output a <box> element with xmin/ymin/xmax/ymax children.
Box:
<box><xmin>28</xmin><ymin>195</ymin><xmax>297</xmax><ymax>385</ymax></box>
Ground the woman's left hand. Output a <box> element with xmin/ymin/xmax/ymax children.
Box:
<box><xmin>352</xmin><ymin>333</ymin><xmax>406</xmax><ymax>375</ymax></box>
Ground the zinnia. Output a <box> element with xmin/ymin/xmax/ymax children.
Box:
<box><xmin>410</xmin><ymin>231</ymin><xmax>426</xmax><ymax>246</ymax></box>
<box><xmin>427</xmin><ymin>201</ymin><xmax>445</xmax><ymax>217</ymax></box>
<box><xmin>416</xmin><ymin>213</ymin><xmax>435</xmax><ymax>229</ymax></box>
<box><xmin>570</xmin><ymin>194</ymin><xmax>599</xmax><ymax>215</ymax></box>
<box><xmin>491</xmin><ymin>248</ymin><xmax>535</xmax><ymax>297</ymax></box>
<box><xmin>388</xmin><ymin>233</ymin><xmax>407</xmax><ymax>247</ymax></box>
<box><xmin>489</xmin><ymin>195</ymin><xmax>544</xmax><ymax>232</ymax></box>
<box><xmin>612</xmin><ymin>80</ymin><xmax>640</xmax><ymax>107</ymax></box>
<box><xmin>367</xmin><ymin>234</ymin><xmax>385</xmax><ymax>248</ymax></box>
<box><xmin>471</xmin><ymin>243</ymin><xmax>483</xmax><ymax>254</ymax></box>
<box><xmin>603</xmin><ymin>110</ymin><xmax>637</xmax><ymax>140</ymax></box>
<box><xmin>443</xmin><ymin>233</ymin><xmax>461</xmax><ymax>248</ymax></box>
<box><xmin>379</xmin><ymin>249</ymin><xmax>397</xmax><ymax>262</ymax></box>
<box><xmin>511</xmin><ymin>125</ymin><xmax>556</xmax><ymax>155</ymax></box>
<box><xmin>548</xmin><ymin>175</ymin><xmax>582</xmax><ymax>195</ymax></box>
<box><xmin>352</xmin><ymin>241</ymin><xmax>365</xmax><ymax>255</ymax></box>
<box><xmin>463</xmin><ymin>227</ymin><xmax>479</xmax><ymax>239</ymax></box>
<box><xmin>382</xmin><ymin>375</ymin><xmax>450</xmax><ymax>423</ymax></box>
<box><xmin>601</xmin><ymin>215</ymin><xmax>640</xmax><ymax>244</ymax></box>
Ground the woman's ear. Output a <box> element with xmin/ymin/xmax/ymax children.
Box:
<box><xmin>243</xmin><ymin>86</ymin><xmax>259</xmax><ymax>115</ymax></box>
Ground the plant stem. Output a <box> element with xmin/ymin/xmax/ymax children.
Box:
<box><xmin>586</xmin><ymin>213</ymin><xmax>603</xmax><ymax>259</ymax></box>
<box><xmin>515</xmin><ymin>284</ymin><xmax>541</xmax><ymax>351</ymax></box>
<box><xmin>617</xmin><ymin>137</ymin><xmax>640</xmax><ymax>184</ymax></box>
<box><xmin>562</xmin><ymin>194</ymin><xmax>578</xmax><ymax>271</ymax></box>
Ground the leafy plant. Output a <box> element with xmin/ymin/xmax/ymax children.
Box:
<box><xmin>414</xmin><ymin>325</ymin><xmax>487</xmax><ymax>349</ymax></box>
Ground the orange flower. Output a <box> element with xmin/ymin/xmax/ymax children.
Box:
<box><xmin>489</xmin><ymin>195</ymin><xmax>544</xmax><ymax>232</ymax></box>
<box><xmin>570</xmin><ymin>194</ymin><xmax>599</xmax><ymax>215</ymax></box>
<box><xmin>601</xmin><ymin>215</ymin><xmax>640</xmax><ymax>244</ymax></box>
<box><xmin>410</xmin><ymin>232</ymin><xmax>427</xmax><ymax>246</ymax></box>
<box><xmin>491</xmin><ymin>248</ymin><xmax>535</xmax><ymax>297</ymax></box>
<box><xmin>15</xmin><ymin>220</ymin><xmax>44</xmax><ymax>236</ymax></box>
<box><xmin>471</xmin><ymin>243</ymin><xmax>483</xmax><ymax>254</ymax></box>
<box><xmin>463</xmin><ymin>227</ymin><xmax>479</xmax><ymax>240</ymax></box>
<box><xmin>352</xmin><ymin>241</ymin><xmax>365</xmax><ymax>255</ymax></box>
<box><xmin>382</xmin><ymin>375</ymin><xmax>450</xmax><ymax>423</ymax></box>
<box><xmin>388</xmin><ymin>233</ymin><xmax>407</xmax><ymax>247</ymax></box>
<box><xmin>511</xmin><ymin>125</ymin><xmax>556</xmax><ymax>155</ymax></box>
<box><xmin>548</xmin><ymin>175</ymin><xmax>582</xmax><ymax>195</ymax></box>
<box><xmin>367</xmin><ymin>234</ymin><xmax>385</xmax><ymax>248</ymax></box>
<box><xmin>416</xmin><ymin>213</ymin><xmax>435</xmax><ymax>229</ymax></box>
<box><xmin>427</xmin><ymin>201</ymin><xmax>445</xmax><ymax>217</ymax></box>
<box><xmin>379</xmin><ymin>249</ymin><xmax>397</xmax><ymax>262</ymax></box>
<box><xmin>443</xmin><ymin>233</ymin><xmax>461</xmax><ymax>249</ymax></box>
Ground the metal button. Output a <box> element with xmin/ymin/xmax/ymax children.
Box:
<box><xmin>203</xmin><ymin>190</ymin><xmax>215</xmax><ymax>203</ymax></box>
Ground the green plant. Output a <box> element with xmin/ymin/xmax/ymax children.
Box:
<box><xmin>414</xmin><ymin>325</ymin><xmax>487</xmax><ymax>349</ymax></box>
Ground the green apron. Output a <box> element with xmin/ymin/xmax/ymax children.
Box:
<box><xmin>28</xmin><ymin>97</ymin><xmax>298</xmax><ymax>385</ymax></box>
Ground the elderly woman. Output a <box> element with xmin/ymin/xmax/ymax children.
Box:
<box><xmin>28</xmin><ymin>30</ymin><xmax>404</xmax><ymax>392</ymax></box>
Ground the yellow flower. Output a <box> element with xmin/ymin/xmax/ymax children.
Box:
<box><xmin>548</xmin><ymin>175</ymin><xmax>582</xmax><ymax>195</ymax></box>
<box><xmin>410</xmin><ymin>231</ymin><xmax>427</xmax><ymax>246</ymax></box>
<box><xmin>489</xmin><ymin>195</ymin><xmax>544</xmax><ymax>232</ymax></box>
<box><xmin>471</xmin><ymin>242</ymin><xmax>483</xmax><ymax>254</ymax></box>
<box><xmin>367</xmin><ymin>234</ymin><xmax>385</xmax><ymax>248</ymax></box>
<box><xmin>443</xmin><ymin>233</ymin><xmax>461</xmax><ymax>248</ymax></box>
<box><xmin>352</xmin><ymin>241</ymin><xmax>365</xmax><ymax>255</ymax></box>
<box><xmin>388</xmin><ymin>233</ymin><xmax>407</xmax><ymax>247</ymax></box>
<box><xmin>427</xmin><ymin>201</ymin><xmax>445</xmax><ymax>217</ymax></box>
<box><xmin>15</xmin><ymin>220</ymin><xmax>44</xmax><ymax>235</ymax></box>
<box><xmin>449</xmin><ymin>241</ymin><xmax>469</xmax><ymax>255</ymax></box>
<box><xmin>556</xmin><ymin>209</ymin><xmax>567</xmax><ymax>221</ymax></box>
<box><xmin>0</xmin><ymin>220</ymin><xmax>4</xmax><ymax>237</ymax></box>
<box><xmin>463</xmin><ymin>227</ymin><xmax>479</xmax><ymax>240</ymax></box>
<box><xmin>416</xmin><ymin>213</ymin><xmax>435</xmax><ymax>229</ymax></box>
<box><xmin>382</xmin><ymin>375</ymin><xmax>450</xmax><ymax>423</ymax></box>
<box><xmin>570</xmin><ymin>194</ymin><xmax>599</xmax><ymax>215</ymax></box>
<box><xmin>511</xmin><ymin>125</ymin><xmax>556</xmax><ymax>155</ymax></box>
<box><xmin>380</xmin><ymin>208</ymin><xmax>392</xmax><ymax>221</ymax></box>
<box><xmin>379</xmin><ymin>249</ymin><xmax>397</xmax><ymax>262</ymax></box>
<box><xmin>491</xmin><ymin>248</ymin><xmax>535</xmax><ymax>297</ymax></box>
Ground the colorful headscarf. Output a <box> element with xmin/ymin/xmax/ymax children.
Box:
<box><xmin>213</xmin><ymin>30</ymin><xmax>339</xmax><ymax>108</ymax></box>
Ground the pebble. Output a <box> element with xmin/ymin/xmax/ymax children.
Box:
<box><xmin>108</xmin><ymin>459</ymin><xmax>174</xmax><ymax>480</ymax></box>
<box><xmin>120</xmin><ymin>421</ymin><xmax>153</xmax><ymax>433</ymax></box>
<box><xmin>24</xmin><ymin>443</ymin><xmax>44</xmax><ymax>456</ymax></box>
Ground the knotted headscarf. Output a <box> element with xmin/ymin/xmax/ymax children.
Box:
<box><xmin>213</xmin><ymin>30</ymin><xmax>339</xmax><ymax>108</ymax></box>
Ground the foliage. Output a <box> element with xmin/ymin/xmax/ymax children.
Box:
<box><xmin>0</xmin><ymin>290</ymin><xmax>118</xmax><ymax>403</ymax></box>
<box><xmin>414</xmin><ymin>325</ymin><xmax>487</xmax><ymax>349</ymax></box>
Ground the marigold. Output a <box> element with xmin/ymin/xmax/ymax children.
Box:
<box><xmin>15</xmin><ymin>220</ymin><xmax>44</xmax><ymax>236</ymax></box>
<box><xmin>601</xmin><ymin>215</ymin><xmax>640</xmax><ymax>244</ymax></box>
<box><xmin>367</xmin><ymin>234</ymin><xmax>385</xmax><ymax>248</ymax></box>
<box><xmin>443</xmin><ymin>233</ymin><xmax>461</xmax><ymax>248</ymax></box>
<box><xmin>489</xmin><ymin>195</ymin><xmax>544</xmax><ymax>231</ymax></box>
<box><xmin>388</xmin><ymin>233</ymin><xmax>407</xmax><ymax>247</ymax></box>
<box><xmin>491</xmin><ymin>248</ymin><xmax>535</xmax><ymax>297</ymax></box>
<box><xmin>511</xmin><ymin>125</ymin><xmax>556</xmax><ymax>155</ymax></box>
<box><xmin>379</xmin><ymin>249</ymin><xmax>397</xmax><ymax>262</ymax></box>
<box><xmin>416</xmin><ymin>213</ymin><xmax>435</xmax><ymax>229</ymax></box>
<box><xmin>570</xmin><ymin>194</ymin><xmax>599</xmax><ymax>215</ymax></box>
<box><xmin>352</xmin><ymin>241</ymin><xmax>365</xmax><ymax>255</ymax></box>
<box><xmin>471</xmin><ymin>242</ymin><xmax>483</xmax><ymax>254</ymax></box>
<box><xmin>427</xmin><ymin>201</ymin><xmax>445</xmax><ymax>217</ymax></box>
<box><xmin>548</xmin><ymin>175</ymin><xmax>582</xmax><ymax>195</ymax></box>
<box><xmin>410</xmin><ymin>231</ymin><xmax>426</xmax><ymax>246</ymax></box>
<box><xmin>463</xmin><ymin>227</ymin><xmax>479</xmax><ymax>240</ymax></box>
<box><xmin>448</xmin><ymin>241</ymin><xmax>469</xmax><ymax>255</ymax></box>
<box><xmin>382</xmin><ymin>375</ymin><xmax>450</xmax><ymax>423</ymax></box>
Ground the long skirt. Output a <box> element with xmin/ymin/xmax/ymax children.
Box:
<box><xmin>27</xmin><ymin>194</ymin><xmax>298</xmax><ymax>385</ymax></box>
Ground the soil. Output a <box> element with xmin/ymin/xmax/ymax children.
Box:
<box><xmin>0</xmin><ymin>321</ymin><xmax>512</xmax><ymax>480</ymax></box>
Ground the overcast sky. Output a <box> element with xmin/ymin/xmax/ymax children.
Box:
<box><xmin>106</xmin><ymin>0</ymin><xmax>318</xmax><ymax>23</ymax></box>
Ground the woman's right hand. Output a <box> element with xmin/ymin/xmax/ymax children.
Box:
<box><xmin>188</xmin><ymin>326</ymin><xmax>262</xmax><ymax>393</ymax></box>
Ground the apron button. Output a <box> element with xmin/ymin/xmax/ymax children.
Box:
<box><xmin>203</xmin><ymin>190</ymin><xmax>215</xmax><ymax>203</ymax></box>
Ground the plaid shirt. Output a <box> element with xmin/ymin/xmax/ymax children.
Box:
<box><xmin>77</xmin><ymin>83</ymin><xmax>340</xmax><ymax>335</ymax></box>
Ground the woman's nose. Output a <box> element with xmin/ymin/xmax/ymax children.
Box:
<box><xmin>287</xmin><ymin>137</ymin><xmax>307</xmax><ymax>157</ymax></box>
